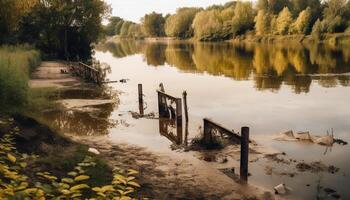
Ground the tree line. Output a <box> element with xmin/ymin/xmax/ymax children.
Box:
<box><xmin>0</xmin><ymin>0</ymin><xmax>110</xmax><ymax>61</ymax></box>
<box><xmin>105</xmin><ymin>0</ymin><xmax>350</xmax><ymax>41</ymax></box>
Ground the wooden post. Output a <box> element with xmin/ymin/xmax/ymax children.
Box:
<box><xmin>158</xmin><ymin>92</ymin><xmax>164</xmax><ymax>118</ymax></box>
<box><xmin>240</xmin><ymin>127</ymin><xmax>249</xmax><ymax>182</ymax></box>
<box><xmin>175</xmin><ymin>98</ymin><xmax>182</xmax><ymax>126</ymax></box>
<box><xmin>182</xmin><ymin>91</ymin><xmax>189</xmax><ymax>123</ymax></box>
<box><xmin>138</xmin><ymin>84</ymin><xmax>143</xmax><ymax>104</ymax></box>
<box><xmin>138</xmin><ymin>84</ymin><xmax>144</xmax><ymax>116</ymax></box>
<box><xmin>203</xmin><ymin>119</ymin><xmax>212</xmax><ymax>145</ymax></box>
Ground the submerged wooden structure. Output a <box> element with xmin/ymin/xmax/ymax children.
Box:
<box><xmin>69</xmin><ymin>62</ymin><xmax>101</xmax><ymax>85</ymax></box>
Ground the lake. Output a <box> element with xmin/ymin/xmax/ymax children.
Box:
<box><xmin>49</xmin><ymin>40</ymin><xmax>350</xmax><ymax>199</ymax></box>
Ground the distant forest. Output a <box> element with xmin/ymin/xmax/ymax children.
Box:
<box><xmin>105</xmin><ymin>0</ymin><xmax>350</xmax><ymax>41</ymax></box>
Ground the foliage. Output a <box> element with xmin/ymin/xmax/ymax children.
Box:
<box><xmin>165</xmin><ymin>7</ymin><xmax>202</xmax><ymax>39</ymax></box>
<box><xmin>105</xmin><ymin>17</ymin><xmax>123</xmax><ymax>36</ymax></box>
<box><xmin>0</xmin><ymin>45</ymin><xmax>41</xmax><ymax>114</ymax></box>
<box><xmin>192</xmin><ymin>9</ymin><xmax>227</xmax><ymax>41</ymax></box>
<box><xmin>127</xmin><ymin>24</ymin><xmax>145</xmax><ymax>39</ymax></box>
<box><xmin>255</xmin><ymin>10</ymin><xmax>270</xmax><ymax>35</ymax></box>
<box><xmin>290</xmin><ymin>7</ymin><xmax>312</xmax><ymax>34</ymax></box>
<box><xmin>0</xmin><ymin>0</ymin><xmax>39</xmax><ymax>43</ymax></box>
<box><xmin>141</xmin><ymin>12</ymin><xmax>165</xmax><ymax>37</ymax></box>
<box><xmin>104</xmin><ymin>0</ymin><xmax>350</xmax><ymax>41</ymax></box>
<box><xmin>321</xmin><ymin>0</ymin><xmax>349</xmax><ymax>33</ymax></box>
<box><xmin>276</xmin><ymin>7</ymin><xmax>293</xmax><ymax>35</ymax></box>
<box><xmin>231</xmin><ymin>1</ymin><xmax>255</xmax><ymax>36</ymax></box>
<box><xmin>120</xmin><ymin>21</ymin><xmax>133</xmax><ymax>37</ymax></box>
<box><xmin>1</xmin><ymin>0</ymin><xmax>111</xmax><ymax>61</ymax></box>
<box><xmin>0</xmin><ymin>123</ymin><xmax>143</xmax><ymax>199</ymax></box>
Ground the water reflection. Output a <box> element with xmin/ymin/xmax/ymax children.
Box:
<box><xmin>42</xmin><ymin>103</ymin><xmax>116</xmax><ymax>136</ymax></box>
<box><xmin>96</xmin><ymin>40</ymin><xmax>350</xmax><ymax>93</ymax></box>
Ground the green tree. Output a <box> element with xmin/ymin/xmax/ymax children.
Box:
<box><xmin>231</xmin><ymin>1</ymin><xmax>255</xmax><ymax>36</ymax></box>
<box><xmin>164</xmin><ymin>7</ymin><xmax>201</xmax><ymax>38</ymax></box>
<box><xmin>141</xmin><ymin>12</ymin><xmax>165</xmax><ymax>37</ymax></box>
<box><xmin>290</xmin><ymin>7</ymin><xmax>312</xmax><ymax>34</ymax></box>
<box><xmin>105</xmin><ymin>16</ymin><xmax>123</xmax><ymax>36</ymax></box>
<box><xmin>276</xmin><ymin>7</ymin><xmax>293</xmax><ymax>35</ymax></box>
<box><xmin>255</xmin><ymin>10</ymin><xmax>270</xmax><ymax>35</ymax></box>
<box><xmin>0</xmin><ymin>0</ymin><xmax>39</xmax><ymax>43</ymax></box>
<box><xmin>18</xmin><ymin>0</ymin><xmax>110</xmax><ymax>60</ymax></box>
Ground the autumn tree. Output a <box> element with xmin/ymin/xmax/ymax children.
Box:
<box><xmin>231</xmin><ymin>1</ymin><xmax>255</xmax><ymax>36</ymax></box>
<box><xmin>165</xmin><ymin>7</ymin><xmax>201</xmax><ymax>38</ymax></box>
<box><xmin>120</xmin><ymin>21</ymin><xmax>133</xmax><ymax>37</ymax></box>
<box><xmin>127</xmin><ymin>24</ymin><xmax>144</xmax><ymax>39</ymax></box>
<box><xmin>141</xmin><ymin>12</ymin><xmax>165</xmax><ymax>37</ymax></box>
<box><xmin>257</xmin><ymin>0</ymin><xmax>269</xmax><ymax>11</ymax></box>
<box><xmin>192</xmin><ymin>9</ymin><xmax>224</xmax><ymax>41</ymax></box>
<box><xmin>255</xmin><ymin>10</ymin><xmax>270</xmax><ymax>35</ymax></box>
<box><xmin>311</xmin><ymin>19</ymin><xmax>322</xmax><ymax>40</ymax></box>
<box><xmin>290</xmin><ymin>7</ymin><xmax>312</xmax><ymax>34</ymax></box>
<box><xmin>276</xmin><ymin>7</ymin><xmax>293</xmax><ymax>35</ymax></box>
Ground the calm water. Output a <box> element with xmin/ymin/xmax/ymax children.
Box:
<box><xmin>51</xmin><ymin>40</ymin><xmax>350</xmax><ymax>199</ymax></box>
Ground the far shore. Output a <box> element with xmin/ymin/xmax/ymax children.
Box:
<box><xmin>107</xmin><ymin>32</ymin><xmax>350</xmax><ymax>46</ymax></box>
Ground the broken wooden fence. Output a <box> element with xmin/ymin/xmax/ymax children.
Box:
<box><xmin>69</xmin><ymin>62</ymin><xmax>101</xmax><ymax>85</ymax></box>
<box><xmin>203</xmin><ymin>118</ymin><xmax>250</xmax><ymax>182</ymax></box>
<box><xmin>157</xmin><ymin>90</ymin><xmax>182</xmax><ymax>125</ymax></box>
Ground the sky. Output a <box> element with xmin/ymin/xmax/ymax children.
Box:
<box><xmin>105</xmin><ymin>0</ymin><xmax>232</xmax><ymax>23</ymax></box>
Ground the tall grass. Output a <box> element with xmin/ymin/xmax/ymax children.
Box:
<box><xmin>0</xmin><ymin>45</ymin><xmax>41</xmax><ymax>114</ymax></box>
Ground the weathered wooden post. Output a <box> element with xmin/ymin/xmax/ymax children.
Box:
<box><xmin>203</xmin><ymin>119</ymin><xmax>212</xmax><ymax>145</ymax></box>
<box><xmin>157</xmin><ymin>91</ymin><xmax>166</xmax><ymax>118</ymax></box>
<box><xmin>175</xmin><ymin>98</ymin><xmax>182</xmax><ymax>126</ymax></box>
<box><xmin>138</xmin><ymin>84</ymin><xmax>144</xmax><ymax>116</ymax></box>
<box><xmin>182</xmin><ymin>91</ymin><xmax>189</xmax><ymax>123</ymax></box>
<box><xmin>240</xmin><ymin>126</ymin><xmax>249</xmax><ymax>182</ymax></box>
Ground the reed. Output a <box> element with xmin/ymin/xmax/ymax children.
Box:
<box><xmin>0</xmin><ymin>45</ymin><xmax>41</xmax><ymax>114</ymax></box>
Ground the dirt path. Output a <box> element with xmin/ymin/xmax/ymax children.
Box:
<box><xmin>71</xmin><ymin>136</ymin><xmax>279</xmax><ymax>200</ymax></box>
<box><xmin>29</xmin><ymin>61</ymin><xmax>282</xmax><ymax>200</ymax></box>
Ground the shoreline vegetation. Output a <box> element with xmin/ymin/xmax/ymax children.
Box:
<box><xmin>104</xmin><ymin>0</ymin><xmax>350</xmax><ymax>44</ymax></box>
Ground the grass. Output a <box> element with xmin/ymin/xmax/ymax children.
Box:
<box><xmin>0</xmin><ymin>45</ymin><xmax>41</xmax><ymax>114</ymax></box>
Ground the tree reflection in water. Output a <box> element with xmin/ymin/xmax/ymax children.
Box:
<box><xmin>97</xmin><ymin>40</ymin><xmax>350</xmax><ymax>93</ymax></box>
